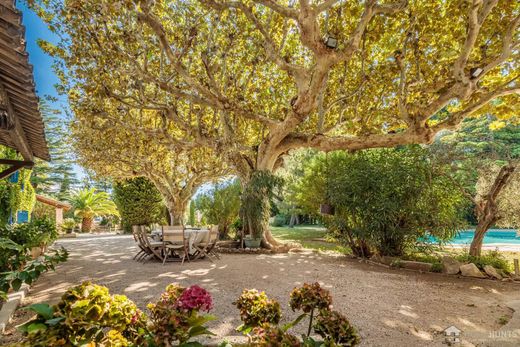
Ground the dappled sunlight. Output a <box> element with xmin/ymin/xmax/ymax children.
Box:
<box><xmin>399</xmin><ymin>305</ymin><xmax>419</xmax><ymax>319</ymax></box>
<box><xmin>181</xmin><ymin>267</ymin><xmax>215</xmax><ymax>276</ymax></box>
<box><xmin>124</xmin><ymin>281</ymin><xmax>159</xmax><ymax>293</ymax></box>
<box><xmin>409</xmin><ymin>327</ymin><xmax>432</xmax><ymax>341</ymax></box>
<box><xmin>457</xmin><ymin>317</ymin><xmax>480</xmax><ymax>330</ymax></box>
<box><xmin>470</xmin><ymin>286</ymin><xmax>484</xmax><ymax>291</ymax></box>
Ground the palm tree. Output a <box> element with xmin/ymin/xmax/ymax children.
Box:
<box><xmin>70</xmin><ymin>188</ymin><xmax>119</xmax><ymax>232</ymax></box>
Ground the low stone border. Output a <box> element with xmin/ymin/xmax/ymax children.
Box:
<box><xmin>366</xmin><ymin>255</ymin><xmax>520</xmax><ymax>282</ymax></box>
<box><xmin>0</xmin><ymin>284</ymin><xmax>30</xmax><ymax>334</ymax></box>
<box><xmin>217</xmin><ymin>247</ymin><xmax>273</xmax><ymax>254</ymax></box>
<box><xmin>58</xmin><ymin>232</ymin><xmax>77</xmax><ymax>238</ymax></box>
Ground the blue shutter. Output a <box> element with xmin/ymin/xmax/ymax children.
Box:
<box><xmin>16</xmin><ymin>210</ymin><xmax>29</xmax><ymax>223</ymax></box>
<box><xmin>8</xmin><ymin>171</ymin><xmax>19</xmax><ymax>183</ymax></box>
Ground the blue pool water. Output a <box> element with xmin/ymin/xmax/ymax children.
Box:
<box><xmin>435</xmin><ymin>229</ymin><xmax>520</xmax><ymax>245</ymax></box>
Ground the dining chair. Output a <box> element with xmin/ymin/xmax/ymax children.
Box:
<box><xmin>139</xmin><ymin>225</ymin><xmax>166</xmax><ymax>263</ymax></box>
<box><xmin>162</xmin><ymin>225</ymin><xmax>190</xmax><ymax>265</ymax></box>
<box><xmin>193</xmin><ymin>225</ymin><xmax>220</xmax><ymax>262</ymax></box>
<box><xmin>132</xmin><ymin>225</ymin><xmax>147</xmax><ymax>261</ymax></box>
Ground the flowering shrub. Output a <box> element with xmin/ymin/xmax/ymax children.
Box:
<box><xmin>289</xmin><ymin>282</ymin><xmax>332</xmax><ymax>313</ymax></box>
<box><xmin>251</xmin><ymin>323</ymin><xmax>301</xmax><ymax>346</ymax></box>
<box><xmin>314</xmin><ymin>310</ymin><xmax>360</xmax><ymax>346</ymax></box>
<box><xmin>15</xmin><ymin>282</ymin><xmax>359</xmax><ymax>346</ymax></box>
<box><xmin>237</xmin><ymin>283</ymin><xmax>359</xmax><ymax>346</ymax></box>
<box><xmin>177</xmin><ymin>284</ymin><xmax>213</xmax><ymax>312</ymax></box>
<box><xmin>234</xmin><ymin>289</ymin><xmax>282</xmax><ymax>331</ymax></box>
<box><xmin>17</xmin><ymin>282</ymin><xmax>147</xmax><ymax>346</ymax></box>
<box><xmin>147</xmin><ymin>284</ymin><xmax>215</xmax><ymax>345</ymax></box>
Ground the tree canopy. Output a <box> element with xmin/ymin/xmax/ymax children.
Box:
<box><xmin>71</xmin><ymin>108</ymin><xmax>229</xmax><ymax>223</ymax></box>
<box><xmin>31</xmin><ymin>0</ymin><xmax>519</xmax><ymax>177</ymax></box>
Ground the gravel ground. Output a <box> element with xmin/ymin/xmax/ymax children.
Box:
<box><xmin>2</xmin><ymin>234</ymin><xmax>520</xmax><ymax>346</ymax></box>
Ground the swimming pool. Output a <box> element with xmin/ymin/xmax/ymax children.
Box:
<box><xmin>438</xmin><ymin>229</ymin><xmax>520</xmax><ymax>245</ymax></box>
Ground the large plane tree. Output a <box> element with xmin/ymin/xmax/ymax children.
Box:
<box><xmin>33</xmin><ymin>0</ymin><xmax>519</xmax><ymax>247</ymax></box>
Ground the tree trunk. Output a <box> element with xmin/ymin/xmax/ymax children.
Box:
<box><xmin>167</xmin><ymin>203</ymin><xmax>187</xmax><ymax>226</ymax></box>
<box><xmin>81</xmin><ymin>217</ymin><xmax>93</xmax><ymax>233</ymax></box>
<box><xmin>469</xmin><ymin>163</ymin><xmax>516</xmax><ymax>257</ymax></box>
<box><xmin>469</xmin><ymin>217</ymin><xmax>496</xmax><ymax>257</ymax></box>
<box><xmin>239</xmin><ymin>170</ymin><xmax>283</xmax><ymax>249</ymax></box>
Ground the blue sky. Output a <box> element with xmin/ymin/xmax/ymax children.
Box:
<box><xmin>18</xmin><ymin>2</ymin><xmax>85</xmax><ymax>179</ymax></box>
<box><xmin>19</xmin><ymin>2</ymin><xmax>62</xmax><ymax>107</ymax></box>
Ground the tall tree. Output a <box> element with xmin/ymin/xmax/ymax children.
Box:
<box><xmin>32</xmin><ymin>0</ymin><xmax>519</xmax><ymax>246</ymax></box>
<box><xmin>31</xmin><ymin>100</ymin><xmax>78</xmax><ymax>196</ymax></box>
<box><xmin>433</xmin><ymin>118</ymin><xmax>520</xmax><ymax>256</ymax></box>
<box><xmin>71</xmin><ymin>110</ymin><xmax>228</xmax><ymax>224</ymax></box>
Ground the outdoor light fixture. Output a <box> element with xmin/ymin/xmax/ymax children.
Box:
<box><xmin>0</xmin><ymin>106</ymin><xmax>13</xmax><ymax>130</ymax></box>
<box><xmin>324</xmin><ymin>35</ymin><xmax>338</xmax><ymax>49</ymax></box>
<box><xmin>470</xmin><ymin>67</ymin><xmax>483</xmax><ymax>78</ymax></box>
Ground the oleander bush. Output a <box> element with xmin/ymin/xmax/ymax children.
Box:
<box><xmin>15</xmin><ymin>282</ymin><xmax>359</xmax><ymax>346</ymax></box>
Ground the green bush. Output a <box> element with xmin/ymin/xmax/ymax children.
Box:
<box><xmin>195</xmin><ymin>180</ymin><xmax>241</xmax><ymax>239</ymax></box>
<box><xmin>0</xmin><ymin>218</ymin><xmax>58</xmax><ymax>273</ymax></box>
<box><xmin>0</xmin><ymin>217</ymin><xmax>57</xmax><ymax>250</ymax></box>
<box><xmin>60</xmin><ymin>218</ymin><xmax>76</xmax><ymax>233</ymax></box>
<box><xmin>0</xmin><ymin>248</ymin><xmax>68</xmax><ymax>301</ymax></box>
<box><xmin>297</xmin><ymin>147</ymin><xmax>467</xmax><ymax>257</ymax></box>
<box><xmin>271</xmin><ymin>214</ymin><xmax>287</xmax><ymax>227</ymax></box>
<box><xmin>113</xmin><ymin>177</ymin><xmax>166</xmax><ymax>233</ymax></box>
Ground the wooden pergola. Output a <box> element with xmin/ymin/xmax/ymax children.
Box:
<box><xmin>36</xmin><ymin>194</ymin><xmax>71</xmax><ymax>225</ymax></box>
<box><xmin>0</xmin><ymin>0</ymin><xmax>50</xmax><ymax>179</ymax></box>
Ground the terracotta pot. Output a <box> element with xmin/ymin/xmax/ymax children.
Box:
<box><xmin>31</xmin><ymin>247</ymin><xmax>42</xmax><ymax>259</ymax></box>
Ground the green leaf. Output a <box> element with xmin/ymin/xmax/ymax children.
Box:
<box><xmin>11</xmin><ymin>278</ymin><xmax>22</xmax><ymax>291</ymax></box>
<box><xmin>25</xmin><ymin>303</ymin><xmax>54</xmax><ymax>320</ymax></box>
<box><xmin>188</xmin><ymin>325</ymin><xmax>215</xmax><ymax>338</ymax></box>
<box><xmin>26</xmin><ymin>322</ymin><xmax>48</xmax><ymax>334</ymax></box>
<box><xmin>282</xmin><ymin>313</ymin><xmax>308</xmax><ymax>332</ymax></box>
<box><xmin>45</xmin><ymin>317</ymin><xmax>64</xmax><ymax>326</ymax></box>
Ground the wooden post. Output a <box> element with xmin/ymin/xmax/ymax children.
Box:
<box><xmin>514</xmin><ymin>259</ymin><xmax>519</xmax><ymax>277</ymax></box>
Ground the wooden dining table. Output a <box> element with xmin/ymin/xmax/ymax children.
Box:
<box><xmin>151</xmin><ymin>228</ymin><xmax>210</xmax><ymax>254</ymax></box>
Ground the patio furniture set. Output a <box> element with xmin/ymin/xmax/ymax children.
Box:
<box><xmin>132</xmin><ymin>225</ymin><xmax>220</xmax><ymax>264</ymax></box>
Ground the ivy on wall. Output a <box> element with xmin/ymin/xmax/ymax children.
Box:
<box><xmin>0</xmin><ymin>169</ymin><xmax>36</xmax><ymax>224</ymax></box>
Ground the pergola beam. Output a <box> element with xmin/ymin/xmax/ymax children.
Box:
<box><xmin>0</xmin><ymin>81</ymin><xmax>34</xmax><ymax>161</ymax></box>
<box><xmin>0</xmin><ymin>159</ymin><xmax>33</xmax><ymax>180</ymax></box>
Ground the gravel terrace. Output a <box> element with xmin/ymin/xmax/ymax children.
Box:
<box><xmin>2</xmin><ymin>234</ymin><xmax>520</xmax><ymax>346</ymax></box>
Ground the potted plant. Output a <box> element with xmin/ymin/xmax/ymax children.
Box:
<box><xmin>61</xmin><ymin>218</ymin><xmax>76</xmax><ymax>234</ymax></box>
<box><xmin>244</xmin><ymin>234</ymin><xmax>261</xmax><ymax>248</ymax></box>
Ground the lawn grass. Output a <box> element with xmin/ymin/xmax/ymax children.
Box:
<box><xmin>270</xmin><ymin>225</ymin><xmax>349</xmax><ymax>253</ymax></box>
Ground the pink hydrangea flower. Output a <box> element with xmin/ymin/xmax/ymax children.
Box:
<box><xmin>177</xmin><ymin>285</ymin><xmax>213</xmax><ymax>312</ymax></box>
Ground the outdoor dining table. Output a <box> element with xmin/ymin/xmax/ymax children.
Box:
<box><xmin>151</xmin><ymin>228</ymin><xmax>210</xmax><ymax>254</ymax></box>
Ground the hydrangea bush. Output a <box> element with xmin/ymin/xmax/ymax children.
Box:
<box><xmin>236</xmin><ymin>282</ymin><xmax>359</xmax><ymax>346</ymax></box>
<box><xmin>15</xmin><ymin>281</ymin><xmax>359</xmax><ymax>346</ymax></box>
